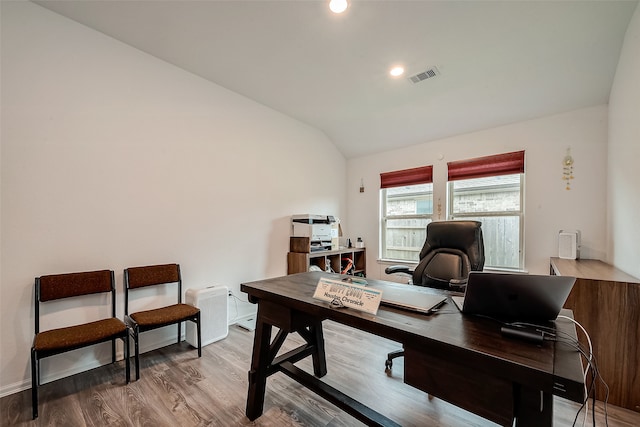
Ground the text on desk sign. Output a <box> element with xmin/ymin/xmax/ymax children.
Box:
<box><xmin>313</xmin><ymin>277</ymin><xmax>382</xmax><ymax>315</ymax></box>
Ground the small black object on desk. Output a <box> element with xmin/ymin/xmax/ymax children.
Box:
<box><xmin>500</xmin><ymin>324</ymin><xmax>545</xmax><ymax>344</ymax></box>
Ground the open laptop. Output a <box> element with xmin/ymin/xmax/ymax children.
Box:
<box><xmin>451</xmin><ymin>272</ymin><xmax>576</xmax><ymax>321</ymax></box>
<box><xmin>379</xmin><ymin>284</ymin><xmax>447</xmax><ymax>315</ymax></box>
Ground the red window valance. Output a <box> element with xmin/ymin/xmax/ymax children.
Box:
<box><xmin>447</xmin><ymin>150</ymin><xmax>525</xmax><ymax>182</ymax></box>
<box><xmin>380</xmin><ymin>165</ymin><xmax>433</xmax><ymax>189</ymax></box>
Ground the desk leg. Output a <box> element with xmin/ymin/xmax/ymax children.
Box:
<box><xmin>309</xmin><ymin>322</ymin><xmax>327</xmax><ymax>377</ymax></box>
<box><xmin>515</xmin><ymin>387</ymin><xmax>552</xmax><ymax>427</ymax></box>
<box><xmin>246</xmin><ymin>316</ymin><xmax>273</xmax><ymax>421</ymax></box>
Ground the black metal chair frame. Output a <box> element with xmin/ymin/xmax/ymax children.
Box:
<box><xmin>124</xmin><ymin>263</ymin><xmax>201</xmax><ymax>380</ymax></box>
<box><xmin>31</xmin><ymin>270</ymin><xmax>130</xmax><ymax>419</ymax></box>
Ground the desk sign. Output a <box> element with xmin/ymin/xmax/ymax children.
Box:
<box><xmin>313</xmin><ymin>277</ymin><xmax>382</xmax><ymax>315</ymax></box>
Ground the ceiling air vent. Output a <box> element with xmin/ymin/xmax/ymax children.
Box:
<box><xmin>408</xmin><ymin>66</ymin><xmax>440</xmax><ymax>84</ymax></box>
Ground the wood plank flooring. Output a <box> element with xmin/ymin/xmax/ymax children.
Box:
<box><xmin>2</xmin><ymin>320</ymin><xmax>639</xmax><ymax>426</ymax></box>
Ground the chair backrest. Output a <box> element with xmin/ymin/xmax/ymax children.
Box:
<box><xmin>412</xmin><ymin>221</ymin><xmax>485</xmax><ymax>289</ymax></box>
<box><xmin>124</xmin><ymin>263</ymin><xmax>182</xmax><ymax>315</ymax></box>
<box><xmin>35</xmin><ymin>270</ymin><xmax>116</xmax><ymax>334</ymax></box>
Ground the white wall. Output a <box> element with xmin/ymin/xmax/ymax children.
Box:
<box><xmin>0</xmin><ymin>2</ymin><xmax>346</xmax><ymax>395</ymax></box>
<box><xmin>608</xmin><ymin>3</ymin><xmax>640</xmax><ymax>279</ymax></box>
<box><xmin>3</xmin><ymin>0</ymin><xmax>638</xmax><ymax>402</ymax></box>
<box><xmin>347</xmin><ymin>105</ymin><xmax>608</xmax><ymax>279</ymax></box>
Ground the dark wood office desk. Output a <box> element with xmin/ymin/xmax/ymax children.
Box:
<box><xmin>241</xmin><ymin>272</ymin><xmax>585</xmax><ymax>427</ymax></box>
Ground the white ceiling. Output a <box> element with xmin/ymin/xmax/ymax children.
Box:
<box><xmin>33</xmin><ymin>0</ymin><xmax>637</xmax><ymax>159</ymax></box>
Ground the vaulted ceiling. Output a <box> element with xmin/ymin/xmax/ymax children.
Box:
<box><xmin>34</xmin><ymin>0</ymin><xmax>638</xmax><ymax>158</ymax></box>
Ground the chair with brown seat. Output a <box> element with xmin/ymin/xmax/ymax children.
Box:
<box><xmin>31</xmin><ymin>269</ymin><xmax>130</xmax><ymax>419</ymax></box>
<box><xmin>124</xmin><ymin>263</ymin><xmax>201</xmax><ymax>380</ymax></box>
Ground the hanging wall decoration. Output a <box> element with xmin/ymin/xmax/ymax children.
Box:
<box><xmin>562</xmin><ymin>148</ymin><xmax>574</xmax><ymax>190</ymax></box>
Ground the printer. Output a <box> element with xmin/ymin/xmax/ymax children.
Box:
<box><xmin>291</xmin><ymin>214</ymin><xmax>335</xmax><ymax>251</ymax></box>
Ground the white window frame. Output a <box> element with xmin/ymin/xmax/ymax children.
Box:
<box><xmin>447</xmin><ymin>173</ymin><xmax>524</xmax><ymax>270</ymax></box>
<box><xmin>380</xmin><ymin>184</ymin><xmax>433</xmax><ymax>262</ymax></box>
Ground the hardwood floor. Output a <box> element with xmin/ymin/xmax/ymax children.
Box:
<box><xmin>2</xmin><ymin>321</ymin><xmax>639</xmax><ymax>426</ymax></box>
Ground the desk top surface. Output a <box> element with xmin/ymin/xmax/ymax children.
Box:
<box><xmin>241</xmin><ymin>271</ymin><xmax>585</xmax><ymax>403</ymax></box>
<box><xmin>550</xmin><ymin>257</ymin><xmax>640</xmax><ymax>283</ymax></box>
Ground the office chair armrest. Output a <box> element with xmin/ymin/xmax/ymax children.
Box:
<box><xmin>384</xmin><ymin>265</ymin><xmax>414</xmax><ymax>276</ymax></box>
<box><xmin>448</xmin><ymin>278</ymin><xmax>468</xmax><ymax>292</ymax></box>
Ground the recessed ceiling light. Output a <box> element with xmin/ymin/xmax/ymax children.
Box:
<box><xmin>390</xmin><ymin>66</ymin><xmax>405</xmax><ymax>77</ymax></box>
<box><xmin>329</xmin><ymin>0</ymin><xmax>348</xmax><ymax>14</ymax></box>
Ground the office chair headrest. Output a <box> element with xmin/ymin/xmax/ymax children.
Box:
<box><xmin>419</xmin><ymin>221</ymin><xmax>485</xmax><ymax>271</ymax></box>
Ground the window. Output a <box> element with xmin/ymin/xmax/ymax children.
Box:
<box><xmin>447</xmin><ymin>151</ymin><xmax>525</xmax><ymax>270</ymax></box>
<box><xmin>380</xmin><ymin>166</ymin><xmax>433</xmax><ymax>261</ymax></box>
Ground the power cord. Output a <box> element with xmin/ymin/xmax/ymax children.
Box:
<box><xmin>226</xmin><ymin>290</ymin><xmax>244</xmax><ymax>324</ymax></box>
<box><xmin>511</xmin><ymin>316</ymin><xmax>609</xmax><ymax>427</ymax></box>
<box><xmin>557</xmin><ymin>315</ymin><xmax>595</xmax><ymax>427</ymax></box>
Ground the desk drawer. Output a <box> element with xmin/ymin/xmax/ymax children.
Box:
<box><xmin>404</xmin><ymin>346</ymin><xmax>514</xmax><ymax>427</ymax></box>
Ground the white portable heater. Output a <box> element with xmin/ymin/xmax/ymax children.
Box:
<box><xmin>558</xmin><ymin>230</ymin><xmax>581</xmax><ymax>260</ymax></box>
<box><xmin>185</xmin><ymin>286</ymin><xmax>228</xmax><ymax>347</ymax></box>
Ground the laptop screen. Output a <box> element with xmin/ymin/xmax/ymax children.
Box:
<box><xmin>455</xmin><ymin>272</ymin><xmax>576</xmax><ymax>321</ymax></box>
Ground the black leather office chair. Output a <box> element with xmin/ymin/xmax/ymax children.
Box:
<box><xmin>384</xmin><ymin>220</ymin><xmax>485</xmax><ymax>370</ymax></box>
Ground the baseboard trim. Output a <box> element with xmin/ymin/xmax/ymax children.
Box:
<box><xmin>0</xmin><ymin>325</ymin><xmax>233</xmax><ymax>399</ymax></box>
<box><xmin>0</xmin><ymin>350</ymin><xmax>126</xmax><ymax>399</ymax></box>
